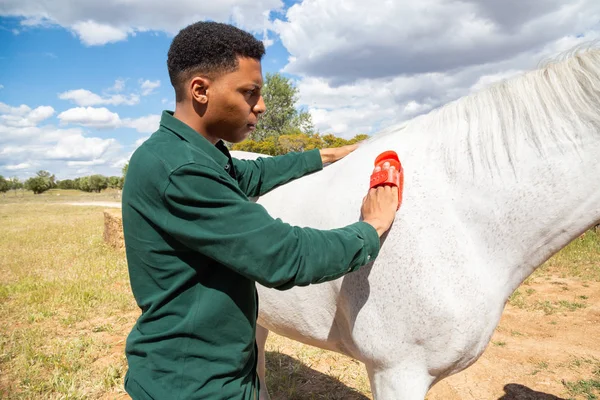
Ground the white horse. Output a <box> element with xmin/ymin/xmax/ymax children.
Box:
<box><xmin>233</xmin><ymin>46</ymin><xmax>600</xmax><ymax>399</ymax></box>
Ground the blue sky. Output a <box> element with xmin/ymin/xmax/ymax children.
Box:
<box><xmin>0</xmin><ymin>12</ymin><xmax>293</xmax><ymax>180</ymax></box>
<box><xmin>1</xmin><ymin>0</ymin><xmax>599</xmax><ymax>180</ymax></box>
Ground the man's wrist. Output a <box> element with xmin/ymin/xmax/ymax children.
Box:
<box><xmin>363</xmin><ymin>218</ymin><xmax>386</xmax><ymax>237</ymax></box>
<box><xmin>319</xmin><ymin>149</ymin><xmax>335</xmax><ymax>164</ymax></box>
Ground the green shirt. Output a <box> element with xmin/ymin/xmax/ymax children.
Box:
<box><xmin>122</xmin><ymin>110</ymin><xmax>380</xmax><ymax>400</ymax></box>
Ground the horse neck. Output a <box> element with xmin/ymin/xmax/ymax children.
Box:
<box><xmin>392</xmin><ymin>51</ymin><xmax>600</xmax><ymax>298</ymax></box>
<box><xmin>437</xmin><ymin>136</ymin><xmax>600</xmax><ymax>297</ymax></box>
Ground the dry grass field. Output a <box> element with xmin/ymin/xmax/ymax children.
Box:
<box><xmin>0</xmin><ymin>189</ymin><xmax>598</xmax><ymax>399</ymax></box>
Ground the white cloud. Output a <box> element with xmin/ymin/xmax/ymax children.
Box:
<box><xmin>262</xmin><ymin>26</ymin><xmax>274</xmax><ymax>48</ymax></box>
<box><xmin>111</xmin><ymin>158</ymin><xmax>129</xmax><ymax>169</ymax></box>
<box><xmin>71</xmin><ymin>20</ymin><xmax>130</xmax><ymax>46</ymax></box>
<box><xmin>162</xmin><ymin>98</ymin><xmax>175</xmax><ymax>108</ymax></box>
<box><xmin>57</xmin><ymin>107</ymin><xmax>121</xmax><ymax>129</ymax></box>
<box><xmin>67</xmin><ymin>159</ymin><xmax>107</xmax><ymax>167</ymax></box>
<box><xmin>269</xmin><ymin>1</ymin><xmax>600</xmax><ymax>137</ymax></box>
<box><xmin>46</xmin><ymin>135</ymin><xmax>117</xmax><ymax>160</ymax></box>
<box><xmin>0</xmin><ymin>0</ymin><xmax>283</xmax><ymax>45</ymax></box>
<box><xmin>59</xmin><ymin>79</ymin><xmax>159</xmax><ymax>107</ymax></box>
<box><xmin>134</xmin><ymin>136</ymin><xmax>150</xmax><ymax>147</ymax></box>
<box><xmin>5</xmin><ymin>163</ymin><xmax>32</xmax><ymax>171</ymax></box>
<box><xmin>295</xmin><ymin>30</ymin><xmax>600</xmax><ymax>137</ymax></box>
<box><xmin>0</xmin><ymin>84</ymin><xmax>4</xmax><ymax>89</ymax></box>
<box><xmin>140</xmin><ymin>79</ymin><xmax>160</xmax><ymax>96</ymax></box>
<box><xmin>58</xmin><ymin>89</ymin><xmax>140</xmax><ymax>107</ymax></box>
<box><xmin>55</xmin><ymin>106</ymin><xmax>160</xmax><ymax>133</ymax></box>
<box><xmin>108</xmin><ymin>79</ymin><xmax>126</xmax><ymax>93</ymax></box>
<box><xmin>123</xmin><ymin>114</ymin><xmax>161</xmax><ymax>133</ymax></box>
<box><xmin>0</xmin><ymin>103</ymin><xmax>55</xmax><ymax>127</ymax></box>
<box><xmin>275</xmin><ymin>0</ymin><xmax>600</xmax><ymax>83</ymax></box>
<box><xmin>75</xmin><ymin>167</ymin><xmax>92</xmax><ymax>175</ymax></box>
<box><xmin>0</xmin><ymin>101</ymin><xmax>123</xmax><ymax>179</ymax></box>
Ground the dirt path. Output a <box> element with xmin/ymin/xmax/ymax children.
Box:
<box><xmin>65</xmin><ymin>201</ymin><xmax>121</xmax><ymax>208</ymax></box>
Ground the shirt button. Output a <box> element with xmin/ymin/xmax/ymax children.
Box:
<box><xmin>224</xmin><ymin>164</ymin><xmax>230</xmax><ymax>170</ymax></box>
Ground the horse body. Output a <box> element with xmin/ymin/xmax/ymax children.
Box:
<box><xmin>234</xmin><ymin>48</ymin><xmax>600</xmax><ymax>399</ymax></box>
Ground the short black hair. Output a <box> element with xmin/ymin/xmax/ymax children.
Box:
<box><xmin>167</xmin><ymin>21</ymin><xmax>266</xmax><ymax>101</ymax></box>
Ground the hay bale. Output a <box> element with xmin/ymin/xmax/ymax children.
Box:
<box><xmin>103</xmin><ymin>209</ymin><xmax>124</xmax><ymax>250</ymax></box>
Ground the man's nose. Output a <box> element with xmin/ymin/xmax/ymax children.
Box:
<box><xmin>253</xmin><ymin>95</ymin><xmax>266</xmax><ymax>115</ymax></box>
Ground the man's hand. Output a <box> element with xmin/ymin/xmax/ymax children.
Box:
<box><xmin>362</xmin><ymin>186</ymin><xmax>399</xmax><ymax>237</ymax></box>
<box><xmin>319</xmin><ymin>143</ymin><xmax>359</xmax><ymax>164</ymax></box>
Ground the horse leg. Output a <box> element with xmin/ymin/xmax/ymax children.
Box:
<box><xmin>256</xmin><ymin>324</ymin><xmax>271</xmax><ymax>400</ymax></box>
<box><xmin>367</xmin><ymin>364</ymin><xmax>432</xmax><ymax>400</ymax></box>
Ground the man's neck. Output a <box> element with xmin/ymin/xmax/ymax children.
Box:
<box><xmin>173</xmin><ymin>104</ymin><xmax>219</xmax><ymax>145</ymax></box>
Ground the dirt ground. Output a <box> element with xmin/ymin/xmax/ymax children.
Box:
<box><xmin>426</xmin><ymin>276</ymin><xmax>600</xmax><ymax>400</ymax></box>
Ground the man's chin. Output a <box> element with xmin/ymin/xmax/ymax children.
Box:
<box><xmin>220</xmin><ymin>128</ymin><xmax>252</xmax><ymax>144</ymax></box>
<box><xmin>228</xmin><ymin>134</ymin><xmax>251</xmax><ymax>145</ymax></box>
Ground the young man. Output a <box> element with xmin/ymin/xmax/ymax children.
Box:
<box><xmin>122</xmin><ymin>21</ymin><xmax>398</xmax><ymax>399</ymax></box>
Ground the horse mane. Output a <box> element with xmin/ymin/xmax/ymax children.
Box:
<box><xmin>371</xmin><ymin>43</ymin><xmax>600</xmax><ymax>180</ymax></box>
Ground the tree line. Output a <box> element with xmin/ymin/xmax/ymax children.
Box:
<box><xmin>0</xmin><ymin>166</ymin><xmax>127</xmax><ymax>196</ymax></box>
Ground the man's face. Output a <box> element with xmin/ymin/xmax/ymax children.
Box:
<box><xmin>203</xmin><ymin>57</ymin><xmax>265</xmax><ymax>144</ymax></box>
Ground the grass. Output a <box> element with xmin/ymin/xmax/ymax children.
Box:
<box><xmin>0</xmin><ymin>189</ymin><xmax>598</xmax><ymax>399</ymax></box>
<box><xmin>507</xmin><ymin>295</ymin><xmax>589</xmax><ymax>315</ymax></box>
<box><xmin>530</xmin><ymin>360</ymin><xmax>550</xmax><ymax>376</ymax></box>
<box><xmin>533</xmin><ymin>229</ymin><xmax>600</xmax><ymax>282</ymax></box>
<box><xmin>562</xmin><ymin>357</ymin><xmax>600</xmax><ymax>400</ymax></box>
<box><xmin>0</xmin><ymin>197</ymin><xmax>135</xmax><ymax>398</ymax></box>
<box><xmin>0</xmin><ymin>188</ymin><xmax>121</xmax><ymax>204</ymax></box>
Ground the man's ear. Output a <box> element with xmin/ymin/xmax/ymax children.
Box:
<box><xmin>190</xmin><ymin>76</ymin><xmax>210</xmax><ymax>105</ymax></box>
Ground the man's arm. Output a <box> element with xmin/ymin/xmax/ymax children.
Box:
<box><xmin>233</xmin><ymin>144</ymin><xmax>360</xmax><ymax>198</ymax></box>
<box><xmin>232</xmin><ymin>149</ymin><xmax>322</xmax><ymax>198</ymax></box>
<box><xmin>162</xmin><ymin>162</ymin><xmax>380</xmax><ymax>290</ymax></box>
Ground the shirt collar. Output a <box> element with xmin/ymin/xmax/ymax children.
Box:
<box><xmin>159</xmin><ymin>110</ymin><xmax>231</xmax><ymax>170</ymax></box>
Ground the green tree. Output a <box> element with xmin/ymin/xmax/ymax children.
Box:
<box><xmin>57</xmin><ymin>179</ymin><xmax>76</xmax><ymax>190</ymax></box>
<box><xmin>36</xmin><ymin>170</ymin><xmax>56</xmax><ymax>188</ymax></box>
<box><xmin>349</xmin><ymin>134</ymin><xmax>369</xmax><ymax>144</ymax></box>
<box><xmin>0</xmin><ymin>175</ymin><xmax>9</xmax><ymax>195</ymax></box>
<box><xmin>25</xmin><ymin>177</ymin><xmax>49</xmax><ymax>194</ymax></box>
<box><xmin>321</xmin><ymin>134</ymin><xmax>349</xmax><ymax>148</ymax></box>
<box><xmin>120</xmin><ymin>162</ymin><xmax>129</xmax><ymax>189</ymax></box>
<box><xmin>89</xmin><ymin>175</ymin><xmax>108</xmax><ymax>193</ymax></box>
<box><xmin>25</xmin><ymin>170</ymin><xmax>55</xmax><ymax>194</ymax></box>
<box><xmin>232</xmin><ymin>136</ymin><xmax>279</xmax><ymax>156</ymax></box>
<box><xmin>233</xmin><ymin>132</ymin><xmax>370</xmax><ymax>156</ymax></box>
<box><xmin>250</xmin><ymin>73</ymin><xmax>313</xmax><ymax>141</ymax></box>
<box><xmin>9</xmin><ymin>177</ymin><xmax>23</xmax><ymax>196</ymax></box>
<box><xmin>277</xmin><ymin>132</ymin><xmax>323</xmax><ymax>154</ymax></box>
<box><xmin>75</xmin><ymin>177</ymin><xmax>91</xmax><ymax>192</ymax></box>
<box><xmin>108</xmin><ymin>176</ymin><xmax>120</xmax><ymax>189</ymax></box>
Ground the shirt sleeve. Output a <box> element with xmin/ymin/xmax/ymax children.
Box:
<box><xmin>232</xmin><ymin>149</ymin><xmax>323</xmax><ymax>198</ymax></box>
<box><xmin>162</xmin><ymin>162</ymin><xmax>380</xmax><ymax>290</ymax></box>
